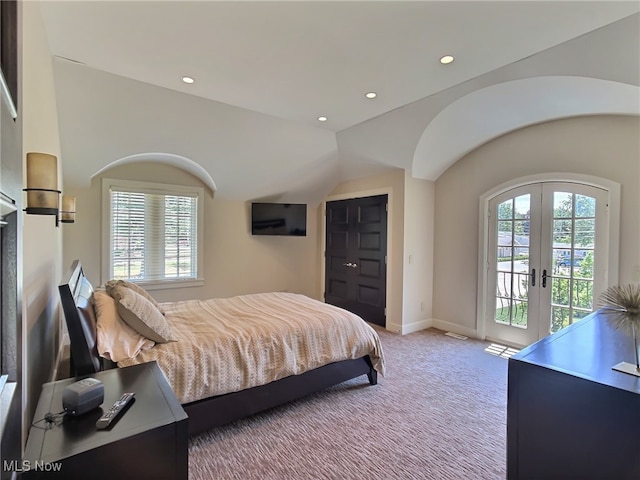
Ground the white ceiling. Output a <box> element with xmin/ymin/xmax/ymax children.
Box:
<box><xmin>37</xmin><ymin>1</ymin><xmax>640</xmax><ymax>201</ymax></box>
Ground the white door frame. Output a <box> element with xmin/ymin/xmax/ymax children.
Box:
<box><xmin>476</xmin><ymin>173</ymin><xmax>620</xmax><ymax>345</ymax></box>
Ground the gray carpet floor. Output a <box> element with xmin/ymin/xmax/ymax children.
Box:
<box><xmin>189</xmin><ymin>327</ymin><xmax>510</xmax><ymax>479</ymax></box>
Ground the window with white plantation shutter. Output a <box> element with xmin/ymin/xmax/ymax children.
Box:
<box><xmin>103</xmin><ymin>179</ymin><xmax>204</xmax><ymax>288</ymax></box>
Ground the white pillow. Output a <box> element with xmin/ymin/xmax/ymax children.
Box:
<box><xmin>93</xmin><ymin>289</ymin><xmax>155</xmax><ymax>362</ymax></box>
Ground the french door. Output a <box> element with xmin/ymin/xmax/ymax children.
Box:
<box><xmin>485</xmin><ymin>182</ymin><xmax>609</xmax><ymax>347</ymax></box>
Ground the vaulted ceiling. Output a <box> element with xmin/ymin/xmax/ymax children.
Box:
<box><xmin>38</xmin><ymin>1</ymin><xmax>640</xmax><ymax>201</ymax></box>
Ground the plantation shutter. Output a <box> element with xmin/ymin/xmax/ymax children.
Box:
<box><xmin>110</xmin><ymin>186</ymin><xmax>198</xmax><ymax>282</ymax></box>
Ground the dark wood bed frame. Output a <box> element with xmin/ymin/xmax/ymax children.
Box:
<box><xmin>58</xmin><ymin>260</ymin><xmax>378</xmax><ymax>436</ymax></box>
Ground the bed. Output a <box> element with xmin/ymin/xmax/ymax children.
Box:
<box><xmin>58</xmin><ymin>259</ymin><xmax>385</xmax><ymax>436</ymax></box>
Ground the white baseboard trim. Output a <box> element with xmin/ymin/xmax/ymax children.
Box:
<box><xmin>430</xmin><ymin>318</ymin><xmax>479</xmax><ymax>340</ymax></box>
<box><xmin>402</xmin><ymin>318</ymin><xmax>433</xmax><ymax>335</ymax></box>
<box><xmin>386</xmin><ymin>318</ymin><xmax>433</xmax><ymax>335</ymax></box>
<box><xmin>386</xmin><ymin>318</ymin><xmax>481</xmax><ymax>338</ymax></box>
<box><xmin>384</xmin><ymin>322</ymin><xmax>403</xmax><ymax>334</ymax></box>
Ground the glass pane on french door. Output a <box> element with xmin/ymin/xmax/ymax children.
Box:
<box><xmin>495</xmin><ymin>194</ymin><xmax>531</xmax><ymax>329</ymax></box>
<box><xmin>546</xmin><ymin>188</ymin><xmax>598</xmax><ymax>334</ymax></box>
<box><xmin>486</xmin><ymin>185</ymin><xmax>541</xmax><ymax>347</ymax></box>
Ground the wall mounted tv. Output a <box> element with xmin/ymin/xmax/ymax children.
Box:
<box><xmin>251</xmin><ymin>203</ymin><xmax>307</xmax><ymax>236</ymax></box>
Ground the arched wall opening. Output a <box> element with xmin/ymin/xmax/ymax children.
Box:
<box><xmin>412</xmin><ymin>76</ymin><xmax>639</xmax><ymax>181</ymax></box>
<box><xmin>91</xmin><ymin>152</ymin><xmax>217</xmax><ymax>194</ymax></box>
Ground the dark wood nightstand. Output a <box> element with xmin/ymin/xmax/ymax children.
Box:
<box><xmin>22</xmin><ymin>362</ymin><xmax>187</xmax><ymax>480</ymax></box>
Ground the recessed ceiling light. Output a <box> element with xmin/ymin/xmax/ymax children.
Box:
<box><xmin>182</xmin><ymin>76</ymin><xmax>195</xmax><ymax>84</ymax></box>
<box><xmin>440</xmin><ymin>55</ymin><xmax>454</xmax><ymax>65</ymax></box>
<box><xmin>318</xmin><ymin>116</ymin><xmax>328</xmax><ymax>122</ymax></box>
<box><xmin>365</xmin><ymin>92</ymin><xmax>377</xmax><ymax>99</ymax></box>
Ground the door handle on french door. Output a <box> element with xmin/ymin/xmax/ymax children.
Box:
<box><xmin>342</xmin><ymin>263</ymin><xmax>358</xmax><ymax>268</ymax></box>
<box><xmin>542</xmin><ymin>269</ymin><xmax>548</xmax><ymax>288</ymax></box>
<box><xmin>530</xmin><ymin>268</ymin><xmax>536</xmax><ymax>286</ymax></box>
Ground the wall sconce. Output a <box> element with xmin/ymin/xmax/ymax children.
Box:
<box><xmin>60</xmin><ymin>195</ymin><xmax>76</xmax><ymax>224</ymax></box>
<box><xmin>24</xmin><ymin>152</ymin><xmax>60</xmax><ymax>216</ymax></box>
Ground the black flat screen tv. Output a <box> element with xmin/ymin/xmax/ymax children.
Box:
<box><xmin>251</xmin><ymin>203</ymin><xmax>307</xmax><ymax>236</ymax></box>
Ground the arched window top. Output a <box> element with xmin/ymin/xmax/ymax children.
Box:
<box><xmin>92</xmin><ymin>152</ymin><xmax>217</xmax><ymax>194</ymax></box>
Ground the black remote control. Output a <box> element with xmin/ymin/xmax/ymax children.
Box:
<box><xmin>96</xmin><ymin>392</ymin><xmax>135</xmax><ymax>430</ymax></box>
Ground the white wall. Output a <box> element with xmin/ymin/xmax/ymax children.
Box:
<box><xmin>63</xmin><ymin>162</ymin><xmax>319</xmax><ymax>303</ymax></box>
<box><xmin>401</xmin><ymin>172</ymin><xmax>435</xmax><ymax>334</ymax></box>
<box><xmin>21</xmin><ymin>1</ymin><xmax>63</xmax><ymax>440</ymax></box>
<box><xmin>432</xmin><ymin>115</ymin><xmax>640</xmax><ymax>336</ymax></box>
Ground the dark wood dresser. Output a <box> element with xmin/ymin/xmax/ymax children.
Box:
<box><xmin>507</xmin><ymin>309</ymin><xmax>640</xmax><ymax>480</ymax></box>
<box><xmin>22</xmin><ymin>362</ymin><xmax>187</xmax><ymax>480</ymax></box>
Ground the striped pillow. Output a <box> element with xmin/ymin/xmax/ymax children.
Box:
<box><xmin>106</xmin><ymin>279</ymin><xmax>165</xmax><ymax>314</ymax></box>
<box><xmin>109</xmin><ymin>284</ymin><xmax>174</xmax><ymax>344</ymax></box>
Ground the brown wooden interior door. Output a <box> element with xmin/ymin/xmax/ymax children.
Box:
<box><xmin>325</xmin><ymin>195</ymin><xmax>387</xmax><ymax>326</ymax></box>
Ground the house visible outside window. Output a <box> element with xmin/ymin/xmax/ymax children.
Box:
<box><xmin>102</xmin><ymin>179</ymin><xmax>204</xmax><ymax>289</ymax></box>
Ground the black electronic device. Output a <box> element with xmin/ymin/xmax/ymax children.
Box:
<box><xmin>62</xmin><ymin>378</ymin><xmax>104</xmax><ymax>416</ymax></box>
<box><xmin>96</xmin><ymin>392</ymin><xmax>135</xmax><ymax>430</ymax></box>
<box><xmin>251</xmin><ymin>202</ymin><xmax>307</xmax><ymax>236</ymax></box>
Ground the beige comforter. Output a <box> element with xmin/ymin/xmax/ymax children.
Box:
<box><xmin>118</xmin><ymin>292</ymin><xmax>385</xmax><ymax>404</ymax></box>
